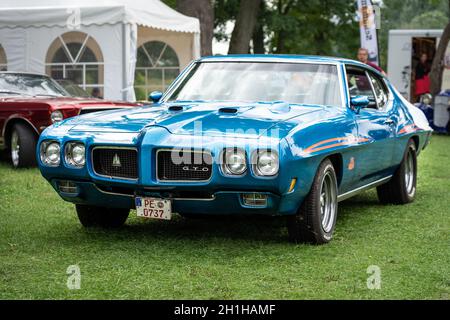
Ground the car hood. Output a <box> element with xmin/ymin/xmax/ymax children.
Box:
<box><xmin>65</xmin><ymin>101</ymin><xmax>325</xmax><ymax>138</ymax></box>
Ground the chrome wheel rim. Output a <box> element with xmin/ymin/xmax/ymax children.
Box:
<box><xmin>11</xmin><ymin>131</ymin><xmax>19</xmax><ymax>167</ymax></box>
<box><xmin>405</xmin><ymin>149</ymin><xmax>415</xmax><ymax>195</ymax></box>
<box><xmin>320</xmin><ymin>170</ymin><xmax>337</xmax><ymax>233</ymax></box>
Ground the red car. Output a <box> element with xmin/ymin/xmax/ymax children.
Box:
<box><xmin>0</xmin><ymin>72</ymin><xmax>139</xmax><ymax>168</ymax></box>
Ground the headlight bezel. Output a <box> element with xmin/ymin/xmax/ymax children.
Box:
<box><xmin>40</xmin><ymin>140</ymin><xmax>61</xmax><ymax>167</ymax></box>
<box><xmin>221</xmin><ymin>148</ymin><xmax>248</xmax><ymax>176</ymax></box>
<box><xmin>64</xmin><ymin>142</ymin><xmax>86</xmax><ymax>168</ymax></box>
<box><xmin>252</xmin><ymin>149</ymin><xmax>280</xmax><ymax>177</ymax></box>
<box><xmin>50</xmin><ymin>110</ymin><xmax>64</xmax><ymax>123</ymax></box>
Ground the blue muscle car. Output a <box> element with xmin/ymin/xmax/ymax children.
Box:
<box><xmin>37</xmin><ymin>55</ymin><xmax>432</xmax><ymax>244</ymax></box>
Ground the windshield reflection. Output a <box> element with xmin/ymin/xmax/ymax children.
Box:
<box><xmin>166</xmin><ymin>62</ymin><xmax>342</xmax><ymax>107</ymax></box>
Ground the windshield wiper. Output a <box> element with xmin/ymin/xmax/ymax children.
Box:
<box><xmin>0</xmin><ymin>90</ymin><xmax>32</xmax><ymax>96</ymax></box>
<box><xmin>33</xmin><ymin>94</ymin><xmax>62</xmax><ymax>97</ymax></box>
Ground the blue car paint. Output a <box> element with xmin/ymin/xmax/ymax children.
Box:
<box><xmin>37</xmin><ymin>55</ymin><xmax>432</xmax><ymax>216</ymax></box>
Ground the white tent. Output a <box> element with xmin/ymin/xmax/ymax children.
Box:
<box><xmin>0</xmin><ymin>0</ymin><xmax>200</xmax><ymax>101</ymax></box>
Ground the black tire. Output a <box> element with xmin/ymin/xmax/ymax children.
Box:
<box><xmin>76</xmin><ymin>205</ymin><xmax>130</xmax><ymax>228</ymax></box>
<box><xmin>9</xmin><ymin>123</ymin><xmax>37</xmax><ymax>168</ymax></box>
<box><xmin>377</xmin><ymin>139</ymin><xmax>417</xmax><ymax>205</ymax></box>
<box><xmin>287</xmin><ymin>159</ymin><xmax>338</xmax><ymax>245</ymax></box>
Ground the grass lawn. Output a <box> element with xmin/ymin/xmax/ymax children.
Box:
<box><xmin>0</xmin><ymin>136</ymin><xmax>449</xmax><ymax>300</ymax></box>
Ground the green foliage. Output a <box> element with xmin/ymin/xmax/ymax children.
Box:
<box><xmin>165</xmin><ymin>0</ymin><xmax>449</xmax><ymax>67</ymax></box>
<box><xmin>0</xmin><ymin>136</ymin><xmax>449</xmax><ymax>299</ymax></box>
<box><xmin>266</xmin><ymin>0</ymin><xmax>360</xmax><ymax>58</ymax></box>
<box><xmin>161</xmin><ymin>0</ymin><xmax>177</xmax><ymax>9</ymax></box>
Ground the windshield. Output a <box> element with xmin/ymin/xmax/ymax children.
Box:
<box><xmin>0</xmin><ymin>73</ymin><xmax>70</xmax><ymax>97</ymax></box>
<box><xmin>57</xmin><ymin>80</ymin><xmax>91</xmax><ymax>98</ymax></box>
<box><xmin>166</xmin><ymin>62</ymin><xmax>343</xmax><ymax>107</ymax></box>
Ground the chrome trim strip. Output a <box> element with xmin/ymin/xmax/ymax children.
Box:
<box><xmin>93</xmin><ymin>185</ymin><xmax>135</xmax><ymax>198</ymax></box>
<box><xmin>337</xmin><ymin>175</ymin><xmax>392</xmax><ymax>202</ymax></box>
<box><xmin>91</xmin><ymin>146</ymin><xmax>139</xmax><ymax>181</ymax></box>
<box><xmin>156</xmin><ymin>148</ymin><xmax>213</xmax><ymax>183</ymax></box>
<box><xmin>94</xmin><ymin>184</ymin><xmax>216</xmax><ymax>201</ymax></box>
<box><xmin>170</xmin><ymin>196</ymin><xmax>216</xmax><ymax>202</ymax></box>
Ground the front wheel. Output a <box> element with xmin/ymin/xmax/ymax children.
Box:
<box><xmin>377</xmin><ymin>139</ymin><xmax>417</xmax><ymax>205</ymax></box>
<box><xmin>76</xmin><ymin>205</ymin><xmax>130</xmax><ymax>228</ymax></box>
<box><xmin>287</xmin><ymin>159</ymin><xmax>338</xmax><ymax>244</ymax></box>
<box><xmin>10</xmin><ymin>123</ymin><xmax>37</xmax><ymax>168</ymax></box>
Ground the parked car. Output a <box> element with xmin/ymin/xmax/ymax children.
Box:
<box><xmin>0</xmin><ymin>72</ymin><xmax>139</xmax><ymax>168</ymax></box>
<box><xmin>56</xmin><ymin>79</ymin><xmax>92</xmax><ymax>98</ymax></box>
<box><xmin>37</xmin><ymin>55</ymin><xmax>432</xmax><ymax>244</ymax></box>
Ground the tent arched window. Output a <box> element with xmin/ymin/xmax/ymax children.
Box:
<box><xmin>135</xmin><ymin>41</ymin><xmax>180</xmax><ymax>100</ymax></box>
<box><xmin>46</xmin><ymin>32</ymin><xmax>104</xmax><ymax>97</ymax></box>
<box><xmin>0</xmin><ymin>45</ymin><xmax>7</xmax><ymax>71</ymax></box>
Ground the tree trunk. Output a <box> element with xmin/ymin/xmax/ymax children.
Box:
<box><xmin>228</xmin><ymin>0</ymin><xmax>262</xmax><ymax>54</ymax></box>
<box><xmin>252</xmin><ymin>23</ymin><xmax>265</xmax><ymax>54</ymax></box>
<box><xmin>275</xmin><ymin>30</ymin><xmax>286</xmax><ymax>54</ymax></box>
<box><xmin>429</xmin><ymin>1</ymin><xmax>450</xmax><ymax>97</ymax></box>
<box><xmin>176</xmin><ymin>0</ymin><xmax>214</xmax><ymax>56</ymax></box>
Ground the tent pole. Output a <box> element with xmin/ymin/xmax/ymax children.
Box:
<box><xmin>122</xmin><ymin>23</ymin><xmax>129</xmax><ymax>101</ymax></box>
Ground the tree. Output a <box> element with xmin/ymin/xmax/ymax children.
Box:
<box><xmin>430</xmin><ymin>0</ymin><xmax>450</xmax><ymax>97</ymax></box>
<box><xmin>228</xmin><ymin>0</ymin><xmax>262</xmax><ymax>54</ymax></box>
<box><xmin>176</xmin><ymin>0</ymin><xmax>214</xmax><ymax>56</ymax></box>
<box><xmin>267</xmin><ymin>0</ymin><xmax>359</xmax><ymax>57</ymax></box>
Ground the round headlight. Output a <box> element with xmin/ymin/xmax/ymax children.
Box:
<box><xmin>65</xmin><ymin>143</ymin><xmax>85</xmax><ymax>167</ymax></box>
<box><xmin>40</xmin><ymin>141</ymin><xmax>60</xmax><ymax>166</ymax></box>
<box><xmin>223</xmin><ymin>148</ymin><xmax>247</xmax><ymax>175</ymax></box>
<box><xmin>255</xmin><ymin>150</ymin><xmax>279</xmax><ymax>176</ymax></box>
<box><xmin>51</xmin><ymin>110</ymin><xmax>64</xmax><ymax>123</ymax></box>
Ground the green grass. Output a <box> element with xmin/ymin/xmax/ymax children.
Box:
<box><xmin>0</xmin><ymin>136</ymin><xmax>449</xmax><ymax>300</ymax></box>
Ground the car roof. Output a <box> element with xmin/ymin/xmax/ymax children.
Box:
<box><xmin>198</xmin><ymin>54</ymin><xmax>384</xmax><ymax>77</ymax></box>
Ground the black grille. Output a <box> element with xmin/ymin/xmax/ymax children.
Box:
<box><xmin>93</xmin><ymin>148</ymin><xmax>138</xmax><ymax>179</ymax></box>
<box><xmin>157</xmin><ymin>150</ymin><xmax>212</xmax><ymax>181</ymax></box>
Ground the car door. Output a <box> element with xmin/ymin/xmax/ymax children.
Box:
<box><xmin>346</xmin><ymin>66</ymin><xmax>397</xmax><ymax>185</ymax></box>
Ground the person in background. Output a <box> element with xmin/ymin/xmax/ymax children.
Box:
<box><xmin>357</xmin><ymin>48</ymin><xmax>387</xmax><ymax>76</ymax></box>
<box><xmin>415</xmin><ymin>53</ymin><xmax>431</xmax><ymax>102</ymax></box>
<box><xmin>91</xmin><ymin>87</ymin><xmax>103</xmax><ymax>99</ymax></box>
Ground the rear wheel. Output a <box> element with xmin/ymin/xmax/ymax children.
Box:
<box><xmin>9</xmin><ymin>123</ymin><xmax>37</xmax><ymax>168</ymax></box>
<box><xmin>377</xmin><ymin>139</ymin><xmax>417</xmax><ymax>205</ymax></box>
<box><xmin>287</xmin><ymin>159</ymin><xmax>338</xmax><ymax>244</ymax></box>
<box><xmin>76</xmin><ymin>205</ymin><xmax>130</xmax><ymax>228</ymax></box>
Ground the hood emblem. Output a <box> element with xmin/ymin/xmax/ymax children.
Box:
<box><xmin>112</xmin><ymin>154</ymin><xmax>122</xmax><ymax>167</ymax></box>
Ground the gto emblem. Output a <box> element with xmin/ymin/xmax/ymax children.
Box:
<box><xmin>112</xmin><ymin>154</ymin><xmax>122</xmax><ymax>167</ymax></box>
<box><xmin>182</xmin><ymin>166</ymin><xmax>209</xmax><ymax>172</ymax></box>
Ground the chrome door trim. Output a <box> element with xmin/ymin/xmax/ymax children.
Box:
<box><xmin>337</xmin><ymin>175</ymin><xmax>392</xmax><ymax>202</ymax></box>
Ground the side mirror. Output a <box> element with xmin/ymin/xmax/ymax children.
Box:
<box><xmin>149</xmin><ymin>91</ymin><xmax>163</xmax><ymax>103</ymax></box>
<box><xmin>350</xmin><ymin>95</ymin><xmax>370</xmax><ymax>113</ymax></box>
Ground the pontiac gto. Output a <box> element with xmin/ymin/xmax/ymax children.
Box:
<box><xmin>37</xmin><ymin>55</ymin><xmax>432</xmax><ymax>244</ymax></box>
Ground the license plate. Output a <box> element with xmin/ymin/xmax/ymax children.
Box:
<box><xmin>135</xmin><ymin>197</ymin><xmax>172</xmax><ymax>220</ymax></box>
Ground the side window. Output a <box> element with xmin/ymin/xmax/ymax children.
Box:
<box><xmin>346</xmin><ymin>66</ymin><xmax>379</xmax><ymax>109</ymax></box>
<box><xmin>368</xmin><ymin>72</ymin><xmax>389</xmax><ymax>110</ymax></box>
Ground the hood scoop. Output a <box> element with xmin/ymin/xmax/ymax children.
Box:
<box><xmin>168</xmin><ymin>105</ymin><xmax>185</xmax><ymax>112</ymax></box>
<box><xmin>218</xmin><ymin>107</ymin><xmax>239</xmax><ymax>114</ymax></box>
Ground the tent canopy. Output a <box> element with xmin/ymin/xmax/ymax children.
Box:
<box><xmin>0</xmin><ymin>0</ymin><xmax>200</xmax><ymax>33</ymax></box>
